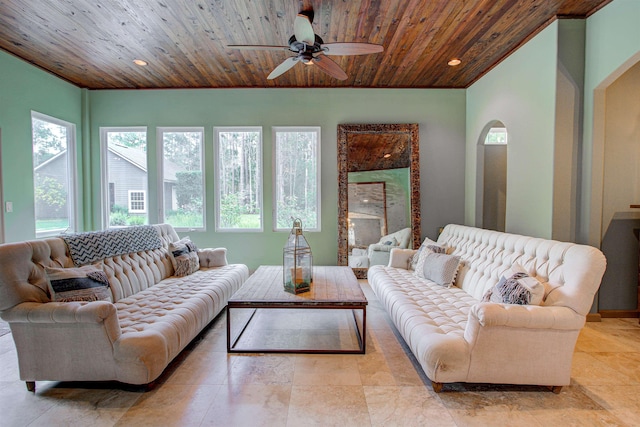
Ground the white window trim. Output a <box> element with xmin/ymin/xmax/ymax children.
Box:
<box><xmin>214</xmin><ymin>126</ymin><xmax>263</xmax><ymax>232</ymax></box>
<box><xmin>31</xmin><ymin>111</ymin><xmax>78</xmax><ymax>238</ymax></box>
<box><xmin>157</xmin><ymin>127</ymin><xmax>206</xmax><ymax>231</ymax></box>
<box><xmin>100</xmin><ymin>126</ymin><xmax>147</xmax><ymax>229</ymax></box>
<box><xmin>272</xmin><ymin>126</ymin><xmax>321</xmax><ymax>232</ymax></box>
<box><xmin>128</xmin><ymin>190</ymin><xmax>147</xmax><ymax>213</ymax></box>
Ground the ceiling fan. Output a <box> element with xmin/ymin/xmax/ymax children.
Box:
<box><xmin>228</xmin><ymin>10</ymin><xmax>384</xmax><ymax>80</ymax></box>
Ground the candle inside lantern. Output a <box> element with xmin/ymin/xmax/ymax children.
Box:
<box><xmin>291</xmin><ymin>267</ymin><xmax>304</xmax><ymax>284</ymax></box>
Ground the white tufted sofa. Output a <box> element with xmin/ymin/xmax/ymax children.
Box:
<box><xmin>0</xmin><ymin>224</ymin><xmax>248</xmax><ymax>392</ymax></box>
<box><xmin>368</xmin><ymin>224</ymin><xmax>607</xmax><ymax>393</ymax></box>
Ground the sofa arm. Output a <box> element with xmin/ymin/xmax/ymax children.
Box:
<box><xmin>198</xmin><ymin>248</ymin><xmax>228</xmax><ymax>268</ymax></box>
<box><xmin>466</xmin><ymin>302</ymin><xmax>585</xmax><ymax>332</ymax></box>
<box><xmin>3</xmin><ymin>300</ymin><xmax>116</xmax><ymax>323</ymax></box>
<box><xmin>388</xmin><ymin>248</ymin><xmax>417</xmax><ymax>269</ymax></box>
<box><xmin>1</xmin><ymin>301</ymin><xmax>121</xmax><ymax>341</ymax></box>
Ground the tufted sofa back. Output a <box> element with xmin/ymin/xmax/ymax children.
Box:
<box><xmin>437</xmin><ymin>224</ymin><xmax>607</xmax><ymax>316</ymax></box>
<box><xmin>0</xmin><ymin>224</ymin><xmax>181</xmax><ymax>311</ymax></box>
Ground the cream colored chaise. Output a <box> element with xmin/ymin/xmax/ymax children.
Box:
<box><xmin>0</xmin><ymin>224</ymin><xmax>249</xmax><ymax>392</ymax></box>
<box><xmin>368</xmin><ymin>224</ymin><xmax>607</xmax><ymax>392</ymax></box>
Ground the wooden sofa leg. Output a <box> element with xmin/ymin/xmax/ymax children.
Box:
<box><xmin>26</xmin><ymin>381</ymin><xmax>35</xmax><ymax>392</ymax></box>
<box><xmin>431</xmin><ymin>381</ymin><xmax>444</xmax><ymax>393</ymax></box>
<box><xmin>548</xmin><ymin>386</ymin><xmax>562</xmax><ymax>394</ymax></box>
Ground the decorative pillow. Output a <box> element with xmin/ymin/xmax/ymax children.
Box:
<box><xmin>45</xmin><ymin>264</ymin><xmax>112</xmax><ymax>303</ymax></box>
<box><xmin>412</xmin><ymin>240</ymin><xmax>447</xmax><ymax>276</ymax></box>
<box><xmin>421</xmin><ymin>253</ymin><xmax>461</xmax><ymax>287</ymax></box>
<box><xmin>381</xmin><ymin>237</ymin><xmax>398</xmax><ymax>246</ymax></box>
<box><xmin>198</xmin><ymin>248</ymin><xmax>228</xmax><ymax>268</ymax></box>
<box><xmin>409</xmin><ymin>238</ymin><xmax>446</xmax><ymax>271</ymax></box>
<box><xmin>482</xmin><ymin>264</ymin><xmax>545</xmax><ymax>305</ymax></box>
<box><xmin>169</xmin><ymin>237</ymin><xmax>200</xmax><ymax>277</ymax></box>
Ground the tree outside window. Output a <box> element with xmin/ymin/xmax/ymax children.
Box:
<box><xmin>273</xmin><ymin>127</ymin><xmax>321</xmax><ymax>231</ymax></box>
<box><xmin>160</xmin><ymin>128</ymin><xmax>205</xmax><ymax>229</ymax></box>
<box><xmin>32</xmin><ymin>112</ymin><xmax>76</xmax><ymax>236</ymax></box>
<box><xmin>215</xmin><ymin>128</ymin><xmax>262</xmax><ymax>231</ymax></box>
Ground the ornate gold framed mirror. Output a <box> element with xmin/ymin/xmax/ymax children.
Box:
<box><xmin>337</xmin><ymin>124</ymin><xmax>421</xmax><ymax>278</ymax></box>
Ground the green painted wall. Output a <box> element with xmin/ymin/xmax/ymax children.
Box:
<box><xmin>0</xmin><ymin>50</ymin><xmax>84</xmax><ymax>242</ymax></box>
<box><xmin>466</xmin><ymin>23</ymin><xmax>559</xmax><ymax>239</ymax></box>
<box><xmin>89</xmin><ymin>88</ymin><xmax>466</xmax><ymax>270</ymax></box>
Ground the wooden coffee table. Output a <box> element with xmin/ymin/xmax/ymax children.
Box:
<box><xmin>227</xmin><ymin>265</ymin><xmax>367</xmax><ymax>354</ymax></box>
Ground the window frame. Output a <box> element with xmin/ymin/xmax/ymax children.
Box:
<box><xmin>214</xmin><ymin>126</ymin><xmax>263</xmax><ymax>232</ymax></box>
<box><xmin>31</xmin><ymin>111</ymin><xmax>78</xmax><ymax>238</ymax></box>
<box><xmin>157</xmin><ymin>127</ymin><xmax>206</xmax><ymax>231</ymax></box>
<box><xmin>100</xmin><ymin>126</ymin><xmax>148</xmax><ymax>229</ymax></box>
<box><xmin>272</xmin><ymin>126</ymin><xmax>321</xmax><ymax>232</ymax></box>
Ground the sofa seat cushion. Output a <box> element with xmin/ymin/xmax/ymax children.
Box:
<box><xmin>113</xmin><ymin>264</ymin><xmax>248</xmax><ymax>374</ymax></box>
<box><xmin>369</xmin><ymin>265</ymin><xmax>478</xmax><ymax>382</ymax></box>
<box><xmin>370</xmin><ymin>266</ymin><xmax>477</xmax><ymax>337</ymax></box>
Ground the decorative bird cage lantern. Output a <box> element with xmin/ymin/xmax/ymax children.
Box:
<box><xmin>283</xmin><ymin>218</ymin><xmax>313</xmax><ymax>294</ymax></box>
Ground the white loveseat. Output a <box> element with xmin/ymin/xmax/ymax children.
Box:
<box><xmin>0</xmin><ymin>224</ymin><xmax>249</xmax><ymax>392</ymax></box>
<box><xmin>368</xmin><ymin>224</ymin><xmax>607</xmax><ymax>392</ymax></box>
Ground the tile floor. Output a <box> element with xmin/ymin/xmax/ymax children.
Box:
<box><xmin>0</xmin><ymin>280</ymin><xmax>639</xmax><ymax>426</ymax></box>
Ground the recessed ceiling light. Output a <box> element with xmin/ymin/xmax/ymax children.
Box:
<box><xmin>133</xmin><ymin>59</ymin><xmax>148</xmax><ymax>66</ymax></box>
<box><xmin>448</xmin><ymin>58</ymin><xmax>461</xmax><ymax>66</ymax></box>
<box><xmin>383</xmin><ymin>153</ymin><xmax>392</xmax><ymax>158</ymax></box>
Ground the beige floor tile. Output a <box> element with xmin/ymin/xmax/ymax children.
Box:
<box><xmin>114</xmin><ymin>384</ymin><xmax>219</xmax><ymax>427</ymax></box>
<box><xmin>588</xmin><ymin>352</ymin><xmax>640</xmax><ymax>384</ymax></box>
<box><xmin>26</xmin><ymin>386</ymin><xmax>142</xmax><ymax>427</ymax></box>
<box><xmin>287</xmin><ymin>385</ymin><xmax>371</xmax><ymax>426</ymax></box>
<box><xmin>571</xmin><ymin>352</ymin><xmax>636</xmax><ymax>386</ymax></box>
<box><xmin>293</xmin><ymin>354</ymin><xmax>362</xmax><ymax>386</ymax></box>
<box><xmin>161</xmin><ymin>348</ymin><xmax>234</xmax><ymax>386</ymax></box>
<box><xmin>200</xmin><ymin>383</ymin><xmax>291</xmax><ymax>427</ymax></box>
<box><xmin>575</xmin><ymin>326</ymin><xmax>638</xmax><ymax>353</ymax></box>
<box><xmin>530</xmin><ymin>408</ymin><xmax>629</xmax><ymax>426</ymax></box>
<box><xmin>226</xmin><ymin>354</ymin><xmax>295</xmax><ymax>385</ymax></box>
<box><xmin>581</xmin><ymin>384</ymin><xmax>640</xmax><ymax>418</ymax></box>
<box><xmin>364</xmin><ymin>385</ymin><xmax>456</xmax><ymax>426</ymax></box>
<box><xmin>0</xmin><ymin>380</ymin><xmax>59</xmax><ymax>427</ymax></box>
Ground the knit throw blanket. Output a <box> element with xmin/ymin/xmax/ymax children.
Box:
<box><xmin>62</xmin><ymin>225</ymin><xmax>162</xmax><ymax>266</ymax></box>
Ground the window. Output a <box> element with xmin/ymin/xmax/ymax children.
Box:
<box><xmin>31</xmin><ymin>112</ymin><xmax>77</xmax><ymax>237</ymax></box>
<box><xmin>215</xmin><ymin>127</ymin><xmax>262</xmax><ymax>231</ymax></box>
<box><xmin>273</xmin><ymin>127</ymin><xmax>321</xmax><ymax>231</ymax></box>
<box><xmin>485</xmin><ymin>127</ymin><xmax>508</xmax><ymax>145</ymax></box>
<box><xmin>128</xmin><ymin>190</ymin><xmax>146</xmax><ymax>213</ymax></box>
<box><xmin>158</xmin><ymin>128</ymin><xmax>205</xmax><ymax>230</ymax></box>
<box><xmin>100</xmin><ymin>127</ymin><xmax>148</xmax><ymax>227</ymax></box>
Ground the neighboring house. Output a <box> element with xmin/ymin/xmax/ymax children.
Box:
<box><xmin>36</xmin><ymin>144</ymin><xmax>182</xmax><ymax>216</ymax></box>
<box><xmin>106</xmin><ymin>143</ymin><xmax>180</xmax><ymax>214</ymax></box>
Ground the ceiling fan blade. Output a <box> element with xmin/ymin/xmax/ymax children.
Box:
<box><xmin>267</xmin><ymin>57</ymin><xmax>299</xmax><ymax>79</ymax></box>
<box><xmin>294</xmin><ymin>14</ymin><xmax>315</xmax><ymax>45</ymax></box>
<box><xmin>312</xmin><ymin>56</ymin><xmax>347</xmax><ymax>80</ymax></box>
<box><xmin>320</xmin><ymin>43</ymin><xmax>384</xmax><ymax>56</ymax></box>
<box><xmin>228</xmin><ymin>45</ymin><xmax>290</xmax><ymax>51</ymax></box>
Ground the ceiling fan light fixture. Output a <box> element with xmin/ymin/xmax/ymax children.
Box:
<box><xmin>448</xmin><ymin>58</ymin><xmax>461</xmax><ymax>66</ymax></box>
<box><xmin>133</xmin><ymin>59</ymin><xmax>148</xmax><ymax>66</ymax></box>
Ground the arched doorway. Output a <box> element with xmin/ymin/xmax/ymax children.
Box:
<box><xmin>476</xmin><ymin>121</ymin><xmax>507</xmax><ymax>232</ymax></box>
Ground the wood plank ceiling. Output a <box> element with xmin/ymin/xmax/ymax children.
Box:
<box><xmin>0</xmin><ymin>0</ymin><xmax>611</xmax><ymax>90</ymax></box>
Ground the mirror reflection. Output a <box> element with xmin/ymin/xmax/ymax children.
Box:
<box><xmin>337</xmin><ymin>124</ymin><xmax>420</xmax><ymax>278</ymax></box>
